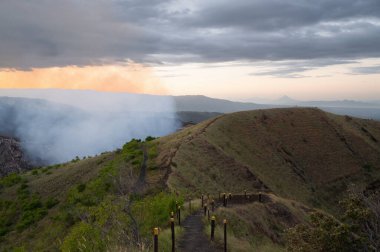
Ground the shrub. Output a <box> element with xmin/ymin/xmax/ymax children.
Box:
<box><xmin>77</xmin><ymin>183</ymin><xmax>86</xmax><ymax>193</ymax></box>
<box><xmin>19</xmin><ymin>182</ymin><xmax>28</xmax><ymax>190</ymax></box>
<box><xmin>17</xmin><ymin>183</ymin><xmax>30</xmax><ymax>199</ymax></box>
<box><xmin>287</xmin><ymin>188</ymin><xmax>380</xmax><ymax>251</ymax></box>
<box><xmin>286</xmin><ymin>212</ymin><xmax>358</xmax><ymax>251</ymax></box>
<box><xmin>145</xmin><ymin>136</ymin><xmax>156</xmax><ymax>141</ymax></box>
<box><xmin>0</xmin><ymin>227</ymin><xmax>9</xmax><ymax>237</ymax></box>
<box><xmin>132</xmin><ymin>159</ymin><xmax>141</xmax><ymax>166</ymax></box>
<box><xmin>61</xmin><ymin>222</ymin><xmax>105</xmax><ymax>252</ymax></box>
<box><xmin>22</xmin><ymin>196</ymin><xmax>43</xmax><ymax>211</ymax></box>
<box><xmin>45</xmin><ymin>197</ymin><xmax>59</xmax><ymax>209</ymax></box>
<box><xmin>71</xmin><ymin>156</ymin><xmax>80</xmax><ymax>163</ymax></box>
<box><xmin>66</xmin><ymin>163</ymin><xmax>116</xmax><ymax>208</ymax></box>
<box><xmin>0</xmin><ymin>173</ymin><xmax>22</xmax><ymax>187</ymax></box>
<box><xmin>11</xmin><ymin>246</ymin><xmax>26</xmax><ymax>252</ymax></box>
<box><xmin>132</xmin><ymin>192</ymin><xmax>182</xmax><ymax>236</ymax></box>
<box><xmin>148</xmin><ymin>143</ymin><xmax>158</xmax><ymax>160</ymax></box>
<box><xmin>0</xmin><ymin>200</ymin><xmax>18</xmax><ymax>236</ymax></box>
<box><xmin>16</xmin><ymin>207</ymin><xmax>47</xmax><ymax>231</ymax></box>
<box><xmin>62</xmin><ymin>212</ymin><xmax>76</xmax><ymax>226</ymax></box>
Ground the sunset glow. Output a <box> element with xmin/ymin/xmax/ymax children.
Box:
<box><xmin>0</xmin><ymin>64</ymin><xmax>166</xmax><ymax>95</ymax></box>
<box><xmin>0</xmin><ymin>0</ymin><xmax>379</xmax><ymax>101</ymax></box>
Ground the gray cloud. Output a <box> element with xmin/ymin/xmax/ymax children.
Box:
<box><xmin>0</xmin><ymin>0</ymin><xmax>380</xmax><ymax>69</ymax></box>
<box><xmin>351</xmin><ymin>65</ymin><xmax>380</xmax><ymax>74</ymax></box>
<box><xmin>251</xmin><ymin>67</ymin><xmax>311</xmax><ymax>78</ymax></box>
<box><xmin>250</xmin><ymin>59</ymin><xmax>356</xmax><ymax>78</ymax></box>
<box><xmin>0</xmin><ymin>0</ymin><xmax>163</xmax><ymax>68</ymax></box>
<box><xmin>180</xmin><ymin>0</ymin><xmax>380</xmax><ymax>31</ymax></box>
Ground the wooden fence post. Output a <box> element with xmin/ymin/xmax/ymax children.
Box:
<box><xmin>244</xmin><ymin>190</ymin><xmax>247</xmax><ymax>199</ymax></box>
<box><xmin>153</xmin><ymin>227</ymin><xmax>159</xmax><ymax>252</ymax></box>
<box><xmin>207</xmin><ymin>208</ymin><xmax>210</xmax><ymax>221</ymax></box>
<box><xmin>201</xmin><ymin>194</ymin><xmax>204</xmax><ymax>207</ymax></box>
<box><xmin>228</xmin><ymin>193</ymin><xmax>232</xmax><ymax>200</ymax></box>
<box><xmin>175</xmin><ymin>201</ymin><xmax>179</xmax><ymax>219</ymax></box>
<box><xmin>259</xmin><ymin>192</ymin><xmax>262</xmax><ymax>203</ymax></box>
<box><xmin>178</xmin><ymin>206</ymin><xmax>181</xmax><ymax>226</ymax></box>
<box><xmin>204</xmin><ymin>203</ymin><xmax>207</xmax><ymax>216</ymax></box>
<box><xmin>223</xmin><ymin>193</ymin><xmax>227</xmax><ymax>207</ymax></box>
<box><xmin>211</xmin><ymin>216</ymin><xmax>216</xmax><ymax>241</ymax></box>
<box><xmin>170</xmin><ymin>217</ymin><xmax>175</xmax><ymax>252</ymax></box>
<box><xmin>224</xmin><ymin>219</ymin><xmax>228</xmax><ymax>252</ymax></box>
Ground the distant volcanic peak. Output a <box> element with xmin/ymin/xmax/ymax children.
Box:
<box><xmin>274</xmin><ymin>95</ymin><xmax>298</xmax><ymax>104</ymax></box>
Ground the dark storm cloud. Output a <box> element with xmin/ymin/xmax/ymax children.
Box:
<box><xmin>0</xmin><ymin>0</ymin><xmax>163</xmax><ymax>68</ymax></box>
<box><xmin>0</xmin><ymin>0</ymin><xmax>380</xmax><ymax>69</ymax></box>
<box><xmin>181</xmin><ymin>0</ymin><xmax>380</xmax><ymax>31</ymax></box>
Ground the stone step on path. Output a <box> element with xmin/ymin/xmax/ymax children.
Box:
<box><xmin>178</xmin><ymin>210</ymin><xmax>220</xmax><ymax>252</ymax></box>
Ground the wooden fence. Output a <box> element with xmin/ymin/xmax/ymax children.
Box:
<box><xmin>152</xmin><ymin>192</ymin><xmax>266</xmax><ymax>251</ymax></box>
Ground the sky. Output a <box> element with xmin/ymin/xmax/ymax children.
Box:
<box><xmin>0</xmin><ymin>0</ymin><xmax>379</xmax><ymax>101</ymax></box>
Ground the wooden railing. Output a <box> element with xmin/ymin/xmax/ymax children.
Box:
<box><xmin>152</xmin><ymin>192</ymin><xmax>267</xmax><ymax>251</ymax></box>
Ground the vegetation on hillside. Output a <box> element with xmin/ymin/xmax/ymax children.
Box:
<box><xmin>287</xmin><ymin>187</ymin><xmax>380</xmax><ymax>251</ymax></box>
<box><xmin>1</xmin><ymin>108</ymin><xmax>380</xmax><ymax>251</ymax></box>
<box><xmin>161</xmin><ymin>108</ymin><xmax>380</xmax><ymax>214</ymax></box>
<box><xmin>0</xmin><ymin>138</ymin><xmax>182</xmax><ymax>251</ymax></box>
<box><xmin>201</xmin><ymin>194</ymin><xmax>309</xmax><ymax>251</ymax></box>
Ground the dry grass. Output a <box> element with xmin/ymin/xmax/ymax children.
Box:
<box><xmin>159</xmin><ymin>108</ymin><xmax>380</xmax><ymax>212</ymax></box>
<box><xmin>203</xmin><ymin>194</ymin><xmax>310</xmax><ymax>251</ymax></box>
<box><xmin>2</xmin><ymin>107</ymin><xmax>380</xmax><ymax>250</ymax></box>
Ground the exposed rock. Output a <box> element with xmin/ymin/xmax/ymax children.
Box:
<box><xmin>0</xmin><ymin>135</ymin><xmax>31</xmax><ymax>177</ymax></box>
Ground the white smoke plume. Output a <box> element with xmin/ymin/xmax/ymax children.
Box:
<box><xmin>0</xmin><ymin>89</ymin><xmax>179</xmax><ymax>165</ymax></box>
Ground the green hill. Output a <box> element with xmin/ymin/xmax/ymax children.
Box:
<box><xmin>1</xmin><ymin>108</ymin><xmax>380</xmax><ymax>251</ymax></box>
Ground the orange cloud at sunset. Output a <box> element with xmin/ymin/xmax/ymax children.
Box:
<box><xmin>0</xmin><ymin>63</ymin><xmax>166</xmax><ymax>95</ymax></box>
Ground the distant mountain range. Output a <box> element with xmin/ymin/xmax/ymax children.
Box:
<box><xmin>251</xmin><ymin>95</ymin><xmax>380</xmax><ymax>108</ymax></box>
<box><xmin>1</xmin><ymin>89</ymin><xmax>380</xmax><ymax>121</ymax></box>
<box><xmin>173</xmin><ymin>95</ymin><xmax>270</xmax><ymax>113</ymax></box>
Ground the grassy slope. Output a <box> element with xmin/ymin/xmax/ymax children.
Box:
<box><xmin>0</xmin><ymin>153</ymin><xmax>115</xmax><ymax>250</ymax></box>
<box><xmin>206</xmin><ymin>194</ymin><xmax>312</xmax><ymax>252</ymax></box>
<box><xmin>0</xmin><ymin>139</ymin><xmax>181</xmax><ymax>251</ymax></box>
<box><xmin>160</xmin><ymin>108</ymin><xmax>380</xmax><ymax>211</ymax></box>
<box><xmin>156</xmin><ymin>108</ymin><xmax>380</xmax><ymax>250</ymax></box>
<box><xmin>1</xmin><ymin>107</ymin><xmax>380</xmax><ymax>250</ymax></box>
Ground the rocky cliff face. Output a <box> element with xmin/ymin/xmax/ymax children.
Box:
<box><xmin>0</xmin><ymin>135</ymin><xmax>30</xmax><ymax>177</ymax></box>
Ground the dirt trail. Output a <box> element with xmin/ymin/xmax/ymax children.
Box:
<box><xmin>178</xmin><ymin>193</ymin><xmax>268</xmax><ymax>251</ymax></box>
<box><xmin>178</xmin><ymin>211</ymin><xmax>220</xmax><ymax>252</ymax></box>
<box><xmin>161</xmin><ymin>115</ymin><xmax>224</xmax><ymax>188</ymax></box>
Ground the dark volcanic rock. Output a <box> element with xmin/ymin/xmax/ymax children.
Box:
<box><xmin>0</xmin><ymin>135</ymin><xmax>30</xmax><ymax>177</ymax></box>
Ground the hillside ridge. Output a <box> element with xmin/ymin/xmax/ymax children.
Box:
<box><xmin>1</xmin><ymin>107</ymin><xmax>380</xmax><ymax>250</ymax></box>
<box><xmin>160</xmin><ymin>107</ymin><xmax>380</xmax><ymax>211</ymax></box>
